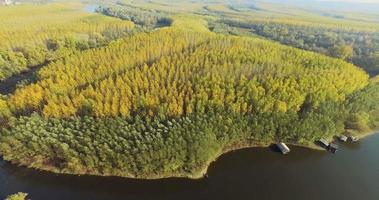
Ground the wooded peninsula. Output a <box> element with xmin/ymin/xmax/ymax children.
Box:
<box><xmin>0</xmin><ymin>0</ymin><xmax>378</xmax><ymax>180</ymax></box>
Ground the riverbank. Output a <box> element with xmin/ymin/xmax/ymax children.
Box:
<box><xmin>141</xmin><ymin>129</ymin><xmax>379</xmax><ymax>179</ymax></box>
<box><xmin>3</xmin><ymin>133</ymin><xmax>379</xmax><ymax>200</ymax></box>
<box><xmin>2</xmin><ymin>130</ymin><xmax>377</xmax><ymax>180</ymax></box>
<box><xmin>192</xmin><ymin>130</ymin><xmax>379</xmax><ymax>179</ymax></box>
<box><xmin>0</xmin><ymin>140</ymin><xmax>317</xmax><ymax>180</ymax></box>
<box><xmin>346</xmin><ymin>129</ymin><xmax>379</xmax><ymax>140</ymax></box>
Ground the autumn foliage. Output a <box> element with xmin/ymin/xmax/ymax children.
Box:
<box><xmin>0</xmin><ymin>2</ymin><xmax>378</xmax><ymax>179</ymax></box>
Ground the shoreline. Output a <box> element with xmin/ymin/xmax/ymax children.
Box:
<box><xmin>1</xmin><ymin>131</ymin><xmax>378</xmax><ymax>180</ymax></box>
<box><xmin>189</xmin><ymin>129</ymin><xmax>379</xmax><ymax>179</ymax></box>
<box><xmin>348</xmin><ymin>129</ymin><xmax>379</xmax><ymax>140</ymax></box>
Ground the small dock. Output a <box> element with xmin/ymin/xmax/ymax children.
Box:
<box><xmin>318</xmin><ymin>139</ymin><xmax>339</xmax><ymax>153</ymax></box>
<box><xmin>318</xmin><ymin>139</ymin><xmax>329</xmax><ymax>149</ymax></box>
<box><xmin>338</xmin><ymin>135</ymin><xmax>348</xmax><ymax>142</ymax></box>
<box><xmin>276</xmin><ymin>143</ymin><xmax>291</xmax><ymax>154</ymax></box>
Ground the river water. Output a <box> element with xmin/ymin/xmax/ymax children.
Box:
<box><xmin>1</xmin><ymin>133</ymin><xmax>378</xmax><ymax>200</ymax></box>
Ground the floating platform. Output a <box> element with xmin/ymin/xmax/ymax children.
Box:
<box><xmin>276</xmin><ymin>143</ymin><xmax>291</xmax><ymax>154</ymax></box>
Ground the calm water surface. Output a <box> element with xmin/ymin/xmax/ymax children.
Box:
<box><xmin>1</xmin><ymin>133</ymin><xmax>378</xmax><ymax>200</ymax></box>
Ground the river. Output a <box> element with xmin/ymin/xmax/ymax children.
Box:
<box><xmin>1</xmin><ymin>133</ymin><xmax>378</xmax><ymax>200</ymax></box>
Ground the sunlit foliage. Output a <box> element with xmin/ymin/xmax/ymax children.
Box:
<box><xmin>0</xmin><ymin>3</ymin><xmax>134</xmax><ymax>80</ymax></box>
<box><xmin>4</xmin><ymin>193</ymin><xmax>28</xmax><ymax>200</ymax></box>
<box><xmin>0</xmin><ymin>1</ymin><xmax>378</xmax><ymax>178</ymax></box>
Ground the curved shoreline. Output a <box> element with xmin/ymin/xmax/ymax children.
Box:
<box><xmin>189</xmin><ymin>130</ymin><xmax>379</xmax><ymax>179</ymax></box>
<box><xmin>2</xmin><ymin>130</ymin><xmax>377</xmax><ymax>180</ymax></box>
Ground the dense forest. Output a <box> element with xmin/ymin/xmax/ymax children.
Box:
<box><xmin>96</xmin><ymin>2</ymin><xmax>172</xmax><ymax>28</ymax></box>
<box><xmin>0</xmin><ymin>0</ymin><xmax>378</xmax><ymax>179</ymax></box>
<box><xmin>219</xmin><ymin>19</ymin><xmax>379</xmax><ymax>76</ymax></box>
<box><xmin>0</xmin><ymin>3</ymin><xmax>134</xmax><ymax>81</ymax></box>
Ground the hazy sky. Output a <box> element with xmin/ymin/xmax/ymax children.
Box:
<box><xmin>263</xmin><ymin>0</ymin><xmax>379</xmax><ymax>12</ymax></box>
<box><xmin>318</xmin><ymin>0</ymin><xmax>379</xmax><ymax>3</ymax></box>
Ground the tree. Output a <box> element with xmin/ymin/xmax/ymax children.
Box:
<box><xmin>330</xmin><ymin>45</ymin><xmax>354</xmax><ymax>60</ymax></box>
<box><xmin>5</xmin><ymin>193</ymin><xmax>28</xmax><ymax>200</ymax></box>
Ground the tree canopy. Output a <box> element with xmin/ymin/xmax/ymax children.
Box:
<box><xmin>0</xmin><ymin>0</ymin><xmax>378</xmax><ymax>179</ymax></box>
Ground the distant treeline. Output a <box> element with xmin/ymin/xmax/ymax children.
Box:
<box><xmin>96</xmin><ymin>3</ymin><xmax>173</xmax><ymax>28</ymax></box>
<box><xmin>219</xmin><ymin>19</ymin><xmax>379</xmax><ymax>76</ymax></box>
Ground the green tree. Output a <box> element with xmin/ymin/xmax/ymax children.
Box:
<box><xmin>4</xmin><ymin>193</ymin><xmax>28</xmax><ymax>200</ymax></box>
<box><xmin>330</xmin><ymin>45</ymin><xmax>354</xmax><ymax>60</ymax></box>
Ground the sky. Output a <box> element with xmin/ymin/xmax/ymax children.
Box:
<box><xmin>263</xmin><ymin>0</ymin><xmax>379</xmax><ymax>4</ymax></box>
<box><xmin>260</xmin><ymin>0</ymin><xmax>379</xmax><ymax>12</ymax></box>
<box><xmin>318</xmin><ymin>0</ymin><xmax>379</xmax><ymax>3</ymax></box>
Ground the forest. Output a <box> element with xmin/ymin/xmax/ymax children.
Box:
<box><xmin>219</xmin><ymin>19</ymin><xmax>379</xmax><ymax>76</ymax></box>
<box><xmin>0</xmin><ymin>0</ymin><xmax>378</xmax><ymax>179</ymax></box>
<box><xmin>0</xmin><ymin>3</ymin><xmax>134</xmax><ymax>81</ymax></box>
<box><xmin>193</xmin><ymin>2</ymin><xmax>379</xmax><ymax>76</ymax></box>
<box><xmin>96</xmin><ymin>2</ymin><xmax>172</xmax><ymax>29</ymax></box>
